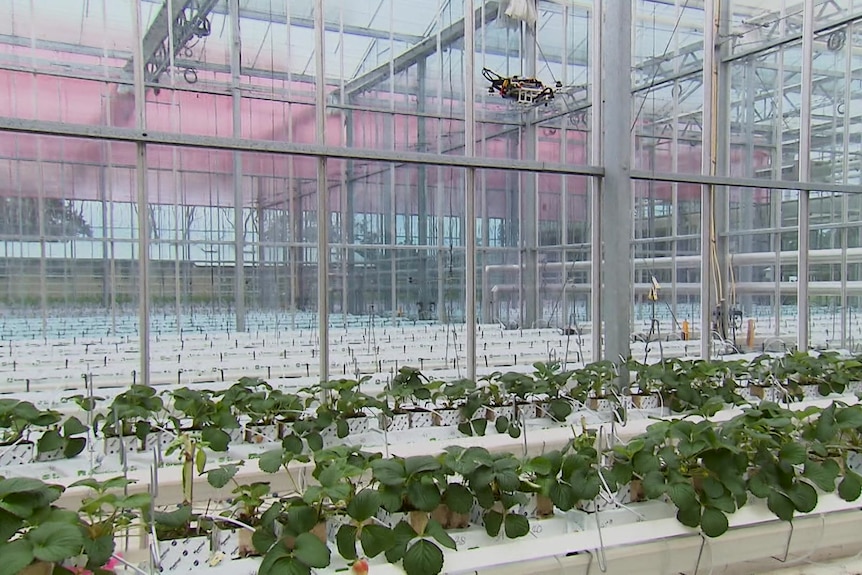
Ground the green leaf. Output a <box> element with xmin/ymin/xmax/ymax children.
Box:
<box><xmin>28</xmin><ymin>522</ymin><xmax>84</xmax><ymax>562</ymax></box>
<box><xmin>0</xmin><ymin>539</ymin><xmax>34</xmax><ymax>575</ymax></box>
<box><xmin>293</xmin><ymin>532</ymin><xmax>331</xmax><ymax>568</ymax></box>
<box><xmin>676</xmin><ymin>504</ymin><xmax>701</xmax><ymax>528</ymax></box>
<box><xmin>700</xmin><ymin>507</ymin><xmax>729</xmax><ymax>538</ymax></box>
<box><xmin>67</xmin><ymin>478</ymin><xmax>100</xmax><ymax>491</ymax></box>
<box><xmin>787</xmin><ymin>481</ymin><xmax>818</xmax><ymax>513</ymax></box>
<box><xmin>371</xmin><ymin>459</ymin><xmax>406</xmax><ymax>487</ymax></box>
<box><xmin>507</xmin><ymin>424</ymin><xmax>521</xmax><ymax>438</ymax></box>
<box><xmin>700</xmin><ymin>477</ymin><xmax>724</xmax><ymax>499</ymax></box>
<box><xmin>0</xmin><ymin>508</ymin><xmax>23</xmax><ymax>542</ymax></box>
<box><xmin>37</xmin><ymin>430</ymin><xmax>63</xmax><ymax>454</ymax></box>
<box><xmin>632</xmin><ymin>451</ymin><xmax>660</xmax><ymax>474</ymax></box>
<box><xmin>0</xmin><ymin>478</ymin><xmax>54</xmax><ymax>499</ymax></box>
<box><xmin>443</xmin><ymin>483</ymin><xmax>473</xmax><ymax>514</ymax></box>
<box><xmin>335</xmin><ymin>524</ymin><xmax>357</xmax><ymax>561</ymax></box>
<box><xmin>306</xmin><ymin>433</ymin><xmax>323</xmax><ymax>452</ymax></box>
<box><xmin>384</xmin><ymin>521</ymin><xmax>417</xmax><ymax>563</ymax></box>
<box><xmin>286</xmin><ymin>505</ymin><xmax>319</xmax><ymax>534</ymax></box>
<box><xmin>82</xmin><ymin>533</ymin><xmax>114</xmax><ymax>568</ymax></box>
<box><xmin>403</xmin><ymin>539</ymin><xmax>444</xmax><ymax>575</ymax></box>
<box><xmin>425</xmin><ymin>518</ymin><xmax>457</xmax><ymax>550</ymax></box>
<box><xmin>258</xmin><ymin>449</ymin><xmax>284</xmax><ymax>474</ymax></box>
<box><xmin>407</xmin><ymin>482</ymin><xmax>441</xmax><ymax>512</ymax></box>
<box><xmin>153</xmin><ymin>505</ymin><xmax>192</xmax><ymax>529</ymax></box>
<box><xmin>336</xmin><ymin>419</ymin><xmax>349</xmax><ymax>439</ymax></box>
<box><xmin>767</xmin><ymin>491</ymin><xmax>795</xmax><ymax>521</ymax></box>
<box><xmin>347</xmin><ymin>489</ymin><xmax>381</xmax><ymax>522</ymax></box>
<box><xmin>838</xmin><ymin>472</ymin><xmax>862</xmax><ymax>501</ymax></box>
<box><xmin>641</xmin><ymin>471</ymin><xmax>666</xmax><ymax>499</ymax></box>
<box><xmin>118</xmin><ymin>493</ymin><xmax>151</xmax><ymax>509</ymax></box>
<box><xmin>495</xmin><ymin>416</ymin><xmax>509</xmax><ymax>434</ymax></box>
<box><xmin>779</xmin><ymin>443</ymin><xmax>806</xmax><ymax>465</ymax></box>
<box><xmin>802</xmin><ymin>461</ymin><xmax>838</xmax><ymax>492</ymax></box>
<box><xmin>282</xmin><ymin>434</ymin><xmax>303</xmax><ymax>455</ymax></box>
<box><xmin>548</xmin><ymin>398</ymin><xmax>573</xmax><ymax>422</ymax></box>
<box><xmin>207</xmin><ymin>464</ymin><xmax>238</xmax><ymax>489</ymax></box>
<box><xmin>484</xmin><ymin>510</ymin><xmax>503</xmax><ymax>537</ymax></box>
<box><xmin>748</xmin><ymin>473</ymin><xmax>771</xmax><ymax>499</ymax></box>
<box><xmin>201</xmin><ymin>427</ymin><xmax>230</xmax><ymax>452</ymax></box>
<box><xmin>360</xmin><ymin>523</ymin><xmax>393</xmax><ymax>557</ymax></box>
<box><xmin>252</xmin><ymin>528</ymin><xmax>277</xmax><ymax>555</ymax></box>
<box><xmin>195</xmin><ymin>447</ymin><xmax>207</xmax><ymax>474</ymax></box>
<box><xmin>63</xmin><ymin>416</ymin><xmax>88</xmax><ymax>436</ymax></box>
<box><xmin>405</xmin><ymin>456</ymin><xmax>441</xmax><ymax>476</ymax></box>
<box><xmin>471</xmin><ymin>418</ymin><xmax>488</xmax><ymax>436</ymax></box>
<box><xmin>102</xmin><ymin>476</ymin><xmax>134</xmax><ymax>491</ymax></box>
<box><xmin>667</xmin><ymin>482</ymin><xmax>698</xmax><ymax>510</ymax></box>
<box><xmin>529</xmin><ymin>456</ymin><xmax>553</xmax><ymax>476</ymax></box>
<box><xmin>549</xmin><ymin>481</ymin><xmax>577</xmax><ymax>511</ymax></box>
<box><xmin>504</xmin><ymin>513</ymin><xmax>530</xmax><ymax>538</ymax></box>
<box><xmin>63</xmin><ymin>437</ymin><xmax>86</xmax><ymax>459</ymax></box>
<box><xmin>257</xmin><ymin>543</ymin><xmax>291</xmax><ymax>575</ymax></box>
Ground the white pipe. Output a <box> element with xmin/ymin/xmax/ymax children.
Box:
<box><xmin>484</xmin><ymin>246</ymin><xmax>862</xmax><ymax>274</ymax></box>
<box><xmin>491</xmin><ymin>280</ymin><xmax>862</xmax><ymax>296</ymax></box>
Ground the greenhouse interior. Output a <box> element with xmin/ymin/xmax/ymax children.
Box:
<box><xmin>4</xmin><ymin>0</ymin><xmax>862</xmax><ymax>573</ymax></box>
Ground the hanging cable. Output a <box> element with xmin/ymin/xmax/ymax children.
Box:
<box><xmin>632</xmin><ymin>0</ymin><xmax>691</xmax><ymax>132</ymax></box>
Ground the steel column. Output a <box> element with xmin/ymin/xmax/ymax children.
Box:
<box><xmin>229</xmin><ymin>0</ymin><xmax>246</xmax><ymax>332</ymax></box>
<box><xmin>465</xmin><ymin>0</ymin><xmax>477</xmax><ymax>381</ymax></box>
<box><xmin>590</xmin><ymin>0</ymin><xmax>603</xmax><ymax>359</ymax></box>
<box><xmin>522</xmin><ymin>19</ymin><xmax>539</xmax><ymax>329</ymax></box>
<box><xmin>700</xmin><ymin>0</ymin><xmax>717</xmax><ymax>358</ymax></box>
<box><xmin>132</xmin><ymin>0</ymin><xmax>150</xmax><ymax>388</ymax></box>
<box><xmin>798</xmin><ymin>0</ymin><xmax>814</xmax><ymax>350</ymax></box>
<box><xmin>315</xmin><ymin>0</ymin><xmax>329</xmax><ymax>382</ymax></box>
<box><xmin>600</xmin><ymin>0</ymin><xmax>633</xmax><ymax>363</ymax></box>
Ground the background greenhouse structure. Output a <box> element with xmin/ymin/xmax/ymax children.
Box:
<box><xmin>2</xmin><ymin>0</ymin><xmax>862</xmax><ymax>383</ymax></box>
<box><xmin>7</xmin><ymin>1</ymin><xmax>862</xmax><ymax>575</ymax></box>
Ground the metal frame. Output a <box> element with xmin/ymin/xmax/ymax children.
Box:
<box><xmin>2</xmin><ymin>0</ymin><xmax>862</xmax><ymax>371</ymax></box>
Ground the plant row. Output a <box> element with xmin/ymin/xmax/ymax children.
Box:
<box><xmin>6</xmin><ymin>396</ymin><xmax>862</xmax><ymax>575</ymax></box>
<box><xmin>4</xmin><ymin>351</ymin><xmax>861</xmax><ymax>468</ymax></box>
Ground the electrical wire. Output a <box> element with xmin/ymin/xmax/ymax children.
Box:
<box><xmin>632</xmin><ymin>0</ymin><xmax>692</xmax><ymax>133</ymax></box>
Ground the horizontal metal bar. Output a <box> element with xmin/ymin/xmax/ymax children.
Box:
<box><xmin>723</xmin><ymin>10</ymin><xmax>862</xmax><ymax>64</ymax></box>
<box><xmin>631</xmin><ymin>169</ymin><xmax>862</xmax><ymax>194</ymax></box>
<box><xmin>0</xmin><ymin>116</ymin><xmax>604</xmax><ymax>176</ymax></box>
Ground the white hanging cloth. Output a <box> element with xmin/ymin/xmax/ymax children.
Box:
<box><xmin>501</xmin><ymin>0</ymin><xmax>538</xmax><ymax>26</ymax></box>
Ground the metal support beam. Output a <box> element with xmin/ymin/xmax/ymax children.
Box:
<box><xmin>590</xmin><ymin>0</ymin><xmax>603</xmax><ymax>359</ymax></box>
<box><xmin>0</xmin><ymin>116</ymin><xmax>604</xmax><ymax>176</ymax></box>
<box><xmin>416</xmin><ymin>60</ymin><xmax>429</xmax><ymax>320</ymax></box>
<box><xmin>331</xmin><ymin>1</ymin><xmax>499</xmax><ymax>99</ymax></box>
<box><xmin>230</xmin><ymin>0</ymin><xmax>246</xmax><ymax>332</ymax></box>
<box><xmin>798</xmin><ymin>1</ymin><xmax>814</xmax><ymax>350</ymax></box>
<box><xmin>714</xmin><ymin>0</ymin><xmax>732</xmax><ymax>344</ymax></box>
<box><xmin>600</xmin><ymin>0</ymin><xmax>633</xmax><ymax>364</ymax></box>
<box><xmin>701</xmin><ymin>0</ymin><xmax>718</xmax><ymax>358</ymax></box>
<box><xmin>523</xmin><ymin>21</ymin><xmax>539</xmax><ymax>329</ymax></box>
<box><xmin>315</xmin><ymin>0</ymin><xmax>329</xmax><ymax>383</ymax></box>
<box><xmin>132</xmin><ymin>0</ymin><xmax>150</xmax><ymax>388</ymax></box>
<box><xmin>465</xmin><ymin>0</ymin><xmax>477</xmax><ymax>382</ymax></box>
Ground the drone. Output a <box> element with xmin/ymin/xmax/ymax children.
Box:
<box><xmin>482</xmin><ymin>67</ymin><xmax>562</xmax><ymax>107</ymax></box>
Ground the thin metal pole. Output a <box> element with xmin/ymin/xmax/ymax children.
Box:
<box><xmin>590</xmin><ymin>0</ymin><xmax>603</xmax><ymax>360</ymax></box>
<box><xmin>523</xmin><ymin>19</ymin><xmax>538</xmax><ymax>329</ymax></box>
<box><xmin>230</xmin><ymin>0</ymin><xmax>246</xmax><ymax>332</ymax></box>
<box><xmin>700</xmin><ymin>0</ymin><xmax>717</xmax><ymax>358</ymax></box>
<box><xmin>132</xmin><ymin>0</ymin><xmax>150</xmax><ymax>387</ymax></box>
<box><xmin>314</xmin><ymin>0</ymin><xmax>329</xmax><ymax>383</ymax></box>
<box><xmin>798</xmin><ymin>0</ymin><xmax>814</xmax><ymax>350</ymax></box>
<box><xmin>600</xmin><ymin>0</ymin><xmax>632</xmax><ymax>364</ymax></box>
<box><xmin>465</xmin><ymin>0</ymin><xmax>476</xmax><ymax>381</ymax></box>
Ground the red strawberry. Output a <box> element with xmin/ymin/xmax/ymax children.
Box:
<box><xmin>351</xmin><ymin>558</ymin><xmax>369</xmax><ymax>575</ymax></box>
